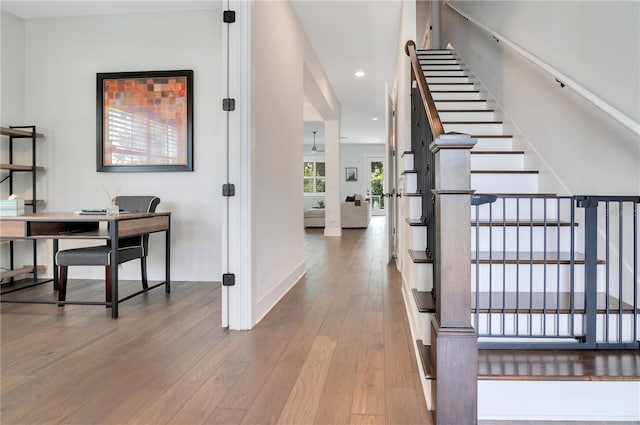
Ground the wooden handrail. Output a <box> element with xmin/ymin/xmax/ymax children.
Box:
<box><xmin>405</xmin><ymin>40</ymin><xmax>445</xmax><ymax>139</ymax></box>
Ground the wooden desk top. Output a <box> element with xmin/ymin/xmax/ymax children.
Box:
<box><xmin>0</xmin><ymin>212</ymin><xmax>170</xmax><ymax>239</ymax></box>
<box><xmin>0</xmin><ymin>212</ymin><xmax>170</xmax><ymax>221</ymax></box>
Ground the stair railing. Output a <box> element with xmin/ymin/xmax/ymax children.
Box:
<box><xmin>406</xmin><ymin>40</ymin><xmax>479</xmax><ymax>424</ymax></box>
<box><xmin>473</xmin><ymin>194</ymin><xmax>640</xmax><ymax>349</ymax></box>
<box><xmin>443</xmin><ymin>1</ymin><xmax>640</xmax><ymax>137</ymax></box>
<box><xmin>405</xmin><ymin>40</ymin><xmax>441</xmax><ymax>260</ymax></box>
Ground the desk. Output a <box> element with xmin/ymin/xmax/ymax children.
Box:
<box><xmin>0</xmin><ymin>212</ymin><xmax>171</xmax><ymax>318</ymax></box>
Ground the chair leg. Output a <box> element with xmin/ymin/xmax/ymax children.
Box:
<box><xmin>105</xmin><ymin>266</ymin><xmax>112</xmax><ymax>308</ymax></box>
<box><xmin>141</xmin><ymin>257</ymin><xmax>149</xmax><ymax>290</ymax></box>
<box><xmin>58</xmin><ymin>266</ymin><xmax>68</xmax><ymax>307</ymax></box>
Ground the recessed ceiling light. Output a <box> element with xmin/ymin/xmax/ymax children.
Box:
<box><xmin>354</xmin><ymin>71</ymin><xmax>365</xmax><ymax>78</ymax></box>
<box><xmin>372</xmin><ymin>117</ymin><xmax>379</xmax><ymax>121</ymax></box>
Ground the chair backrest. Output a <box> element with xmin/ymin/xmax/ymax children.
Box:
<box><xmin>115</xmin><ymin>196</ymin><xmax>161</xmax><ymax>254</ymax></box>
<box><xmin>115</xmin><ymin>196</ymin><xmax>160</xmax><ymax>214</ymax></box>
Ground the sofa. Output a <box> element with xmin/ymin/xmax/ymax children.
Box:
<box><xmin>304</xmin><ymin>207</ymin><xmax>325</xmax><ymax>228</ymax></box>
<box><xmin>341</xmin><ymin>199</ymin><xmax>370</xmax><ymax>228</ymax></box>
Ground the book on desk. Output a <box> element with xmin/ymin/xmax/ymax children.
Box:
<box><xmin>74</xmin><ymin>209</ymin><xmax>130</xmax><ymax>215</ymax></box>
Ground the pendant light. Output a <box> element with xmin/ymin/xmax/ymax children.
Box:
<box><xmin>311</xmin><ymin>130</ymin><xmax>317</xmax><ymax>152</ymax></box>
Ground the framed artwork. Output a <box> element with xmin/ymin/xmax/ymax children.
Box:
<box><xmin>97</xmin><ymin>70</ymin><xmax>194</xmax><ymax>172</ymax></box>
<box><xmin>346</xmin><ymin>167</ymin><xmax>358</xmax><ymax>182</ymax></box>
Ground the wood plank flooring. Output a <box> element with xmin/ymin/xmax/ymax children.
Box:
<box><xmin>1</xmin><ymin>217</ymin><xmax>431</xmax><ymax>424</ymax></box>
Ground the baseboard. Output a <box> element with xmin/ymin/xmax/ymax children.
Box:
<box><xmin>253</xmin><ymin>261</ymin><xmax>306</xmax><ymax>326</ymax></box>
<box><xmin>401</xmin><ymin>274</ymin><xmax>433</xmax><ymax>411</ymax></box>
<box><xmin>323</xmin><ymin>227</ymin><xmax>341</xmax><ymax>237</ymax></box>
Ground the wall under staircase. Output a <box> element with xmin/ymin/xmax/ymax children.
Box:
<box><xmin>399</xmin><ymin>48</ymin><xmax>640</xmax><ymax>421</ymax></box>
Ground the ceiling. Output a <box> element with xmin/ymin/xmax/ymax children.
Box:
<box><xmin>293</xmin><ymin>1</ymin><xmax>402</xmax><ymax>146</ymax></box>
<box><xmin>1</xmin><ymin>0</ymin><xmax>402</xmax><ymax>147</ymax></box>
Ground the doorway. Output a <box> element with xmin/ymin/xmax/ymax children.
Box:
<box><xmin>366</xmin><ymin>157</ymin><xmax>385</xmax><ymax>216</ymax></box>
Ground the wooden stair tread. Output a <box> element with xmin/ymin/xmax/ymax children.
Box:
<box><xmin>409</xmin><ymin>249</ymin><xmax>433</xmax><ymax>263</ymax></box>
<box><xmin>475</xmin><ymin>192</ymin><xmax>557</xmax><ymax>197</ymax></box>
<box><xmin>416</xmin><ymin>340</ymin><xmax>434</xmax><ymax>379</ymax></box>
<box><xmin>472</xmin><ymin>251</ymin><xmax>605</xmax><ymax>264</ymax></box>
<box><xmin>401</xmin><ymin>169</ymin><xmax>417</xmax><ymax>175</ymax></box>
<box><xmin>439</xmin><ymin>109</ymin><xmax>495</xmax><ymax>113</ymax></box>
<box><xmin>471</xmin><ymin>151</ymin><xmax>524</xmax><ymax>155</ymax></box>
<box><xmin>435</xmin><ymin>99</ymin><xmax>486</xmax><ymax>102</ymax></box>
<box><xmin>471</xmin><ymin>170</ymin><xmax>538</xmax><ymax>174</ymax></box>
<box><xmin>412</xmin><ymin>288</ymin><xmax>436</xmax><ymax>313</ymax></box>
<box><xmin>405</xmin><ymin>218</ymin><xmax>426</xmax><ymax>227</ymax></box>
<box><xmin>430</xmin><ymin>90</ymin><xmax>479</xmax><ymax>93</ymax></box>
<box><xmin>404</xmin><ymin>192</ymin><xmax>422</xmax><ymax>197</ymax></box>
<box><xmin>443</xmin><ymin>121</ymin><xmax>503</xmax><ymax>124</ymax></box>
<box><xmin>427</xmin><ymin>82</ymin><xmax>474</xmax><ymax>85</ymax></box>
<box><xmin>478</xmin><ymin>349</ymin><xmax>640</xmax><ymax>381</ymax></box>
<box><xmin>472</xmin><ymin>291</ymin><xmax>637</xmax><ymax>314</ymax></box>
<box><xmin>400</xmin><ymin>151</ymin><xmax>413</xmax><ymax>157</ymax></box>
<box><xmin>471</xmin><ymin>220</ymin><xmax>575</xmax><ymax>227</ymax></box>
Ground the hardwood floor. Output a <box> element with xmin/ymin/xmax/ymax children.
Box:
<box><xmin>1</xmin><ymin>217</ymin><xmax>431</xmax><ymax>424</ymax></box>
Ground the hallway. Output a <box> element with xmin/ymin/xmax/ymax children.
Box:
<box><xmin>1</xmin><ymin>216</ymin><xmax>431</xmax><ymax>424</ymax></box>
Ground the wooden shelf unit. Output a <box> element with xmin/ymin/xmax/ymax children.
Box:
<box><xmin>1</xmin><ymin>126</ymin><xmax>46</xmax><ymax>283</ymax></box>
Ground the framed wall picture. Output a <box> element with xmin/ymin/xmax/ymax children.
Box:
<box><xmin>97</xmin><ymin>70</ymin><xmax>194</xmax><ymax>172</ymax></box>
<box><xmin>346</xmin><ymin>167</ymin><xmax>358</xmax><ymax>182</ymax></box>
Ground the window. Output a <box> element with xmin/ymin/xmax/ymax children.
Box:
<box><xmin>303</xmin><ymin>161</ymin><xmax>325</xmax><ymax>193</ymax></box>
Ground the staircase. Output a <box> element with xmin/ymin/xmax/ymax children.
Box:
<box><xmin>400</xmin><ymin>48</ymin><xmax>640</xmax><ymax>420</ymax></box>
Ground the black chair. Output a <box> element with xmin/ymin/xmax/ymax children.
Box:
<box><xmin>56</xmin><ymin>196</ymin><xmax>161</xmax><ymax>307</ymax></box>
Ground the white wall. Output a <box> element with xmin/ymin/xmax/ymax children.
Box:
<box><xmin>442</xmin><ymin>1</ymin><xmax>640</xmax><ymax>195</ymax></box>
<box><xmin>340</xmin><ymin>143</ymin><xmax>385</xmax><ymax>200</ymax></box>
<box><xmin>17</xmin><ymin>9</ymin><xmax>222</xmax><ymax>281</ymax></box>
<box><xmin>250</xmin><ymin>0</ymin><xmax>307</xmax><ymax>325</ymax></box>
<box><xmin>393</xmin><ymin>0</ymin><xmax>417</xmax><ymax>277</ymax></box>
<box><xmin>1</xmin><ymin>11</ymin><xmax>25</xmax><ymax>125</ymax></box>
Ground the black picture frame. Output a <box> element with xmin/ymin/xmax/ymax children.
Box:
<box><xmin>346</xmin><ymin>167</ymin><xmax>358</xmax><ymax>182</ymax></box>
<box><xmin>97</xmin><ymin>70</ymin><xmax>193</xmax><ymax>172</ymax></box>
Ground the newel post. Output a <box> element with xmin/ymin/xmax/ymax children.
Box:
<box><xmin>429</xmin><ymin>133</ymin><xmax>478</xmax><ymax>424</ymax></box>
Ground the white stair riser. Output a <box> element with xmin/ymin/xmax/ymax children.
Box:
<box><xmin>408</xmin><ymin>196</ymin><xmax>422</xmax><ymax>221</ymax></box>
<box><xmin>471</xmin><ymin>263</ymin><xmax>604</xmax><ymax>293</ymax></box>
<box><xmin>417</xmin><ymin>49</ymin><xmax>453</xmax><ymax>55</ymax></box>
<box><xmin>471</xmin><ymin>153</ymin><xmax>524</xmax><ymax>170</ymax></box>
<box><xmin>418</xmin><ymin>54</ymin><xmax>456</xmax><ymax>60</ymax></box>
<box><xmin>471</xmin><ymin>226</ymin><xmax>574</xmax><ymax>252</ymax></box>
<box><xmin>424</xmin><ymin>69</ymin><xmax>467</xmax><ymax>77</ymax></box>
<box><xmin>431</xmin><ymin>91</ymin><xmax>483</xmax><ymax>100</ymax></box>
<box><xmin>474</xmin><ymin>313</ymin><xmax>640</xmax><ymax>343</ymax></box>
<box><xmin>435</xmin><ymin>100</ymin><xmax>488</xmax><ymax>109</ymax></box>
<box><xmin>410</xmin><ymin>225</ymin><xmax>427</xmax><ymax>251</ymax></box>
<box><xmin>402</xmin><ymin>153</ymin><xmax>414</xmax><ymax>170</ymax></box>
<box><xmin>423</xmin><ymin>65</ymin><xmax>463</xmax><ymax>71</ymax></box>
<box><xmin>471</xmin><ymin>197</ymin><xmax>568</xmax><ymax>221</ymax></box>
<box><xmin>478</xmin><ymin>381</ymin><xmax>640</xmax><ymax>421</ymax></box>
<box><xmin>472</xmin><ymin>173</ymin><xmax>539</xmax><ymax>193</ymax></box>
<box><xmin>441</xmin><ymin>111</ymin><xmax>495</xmax><ymax>122</ymax></box>
<box><xmin>426</xmin><ymin>76</ymin><xmax>471</xmax><ymax>84</ymax></box>
<box><xmin>428</xmin><ymin>83</ymin><xmax>477</xmax><ymax>91</ymax></box>
<box><xmin>419</xmin><ymin>59</ymin><xmax>459</xmax><ymax>65</ymax></box>
<box><xmin>473</xmin><ymin>138</ymin><xmax>513</xmax><ymax>151</ymax></box>
<box><xmin>404</xmin><ymin>173</ymin><xmax>417</xmax><ymax>193</ymax></box>
<box><xmin>444</xmin><ymin>122</ymin><xmax>503</xmax><ymax>135</ymax></box>
<box><xmin>404</xmin><ymin>257</ymin><xmax>434</xmax><ymax>293</ymax></box>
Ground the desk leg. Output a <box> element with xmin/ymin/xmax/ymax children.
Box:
<box><xmin>110</xmin><ymin>221</ymin><xmax>119</xmax><ymax>319</ymax></box>
<box><xmin>165</xmin><ymin>217</ymin><xmax>171</xmax><ymax>294</ymax></box>
<box><xmin>52</xmin><ymin>239</ymin><xmax>59</xmax><ymax>291</ymax></box>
